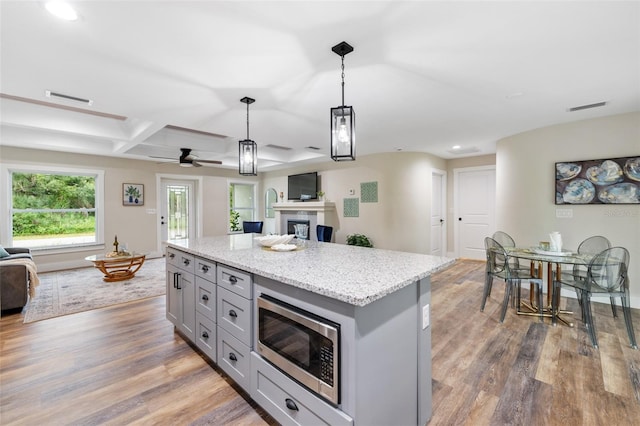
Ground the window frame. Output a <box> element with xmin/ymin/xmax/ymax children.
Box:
<box><xmin>227</xmin><ymin>180</ymin><xmax>258</xmax><ymax>234</ymax></box>
<box><xmin>1</xmin><ymin>164</ymin><xmax>105</xmax><ymax>253</ymax></box>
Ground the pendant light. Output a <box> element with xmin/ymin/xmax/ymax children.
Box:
<box><xmin>239</xmin><ymin>96</ymin><xmax>257</xmax><ymax>176</ymax></box>
<box><xmin>330</xmin><ymin>41</ymin><xmax>355</xmax><ymax>161</ymax></box>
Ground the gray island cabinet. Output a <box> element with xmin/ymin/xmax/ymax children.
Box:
<box><xmin>166</xmin><ymin>234</ymin><xmax>454</xmax><ymax>426</ymax></box>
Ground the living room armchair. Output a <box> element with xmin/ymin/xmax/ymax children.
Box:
<box><xmin>0</xmin><ymin>247</ymin><xmax>38</xmax><ymax>312</ymax></box>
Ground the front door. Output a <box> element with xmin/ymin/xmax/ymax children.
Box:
<box><xmin>455</xmin><ymin>166</ymin><xmax>496</xmax><ymax>260</ymax></box>
<box><xmin>160</xmin><ymin>179</ymin><xmax>195</xmax><ymax>244</ymax></box>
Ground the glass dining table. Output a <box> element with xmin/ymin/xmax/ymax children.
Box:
<box><xmin>504</xmin><ymin>247</ymin><xmax>594</xmax><ymax>326</ymax></box>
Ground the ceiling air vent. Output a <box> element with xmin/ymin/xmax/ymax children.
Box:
<box><xmin>45</xmin><ymin>90</ymin><xmax>93</xmax><ymax>106</ymax></box>
<box><xmin>265</xmin><ymin>144</ymin><xmax>292</xmax><ymax>150</ymax></box>
<box><xmin>568</xmin><ymin>101</ymin><xmax>607</xmax><ymax>112</ymax></box>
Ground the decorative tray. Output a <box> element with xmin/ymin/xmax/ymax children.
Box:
<box><xmin>530</xmin><ymin>248</ymin><xmax>573</xmax><ymax>256</ymax></box>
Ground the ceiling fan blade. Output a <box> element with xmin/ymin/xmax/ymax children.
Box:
<box><xmin>150</xmin><ymin>155</ymin><xmax>176</xmax><ymax>160</ymax></box>
<box><xmin>195</xmin><ymin>159</ymin><xmax>223</xmax><ymax>165</ymax></box>
<box><xmin>192</xmin><ymin>161</ymin><xmax>203</xmax><ymax>167</ymax></box>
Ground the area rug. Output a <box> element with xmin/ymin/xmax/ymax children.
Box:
<box><xmin>23</xmin><ymin>257</ymin><xmax>165</xmax><ymax>323</ymax></box>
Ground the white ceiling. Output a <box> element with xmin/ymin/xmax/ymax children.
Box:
<box><xmin>1</xmin><ymin>1</ymin><xmax>639</xmax><ymax>171</ymax></box>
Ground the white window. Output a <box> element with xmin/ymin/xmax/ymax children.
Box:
<box><xmin>2</xmin><ymin>165</ymin><xmax>104</xmax><ymax>251</ymax></box>
<box><xmin>228</xmin><ymin>181</ymin><xmax>256</xmax><ymax>233</ymax></box>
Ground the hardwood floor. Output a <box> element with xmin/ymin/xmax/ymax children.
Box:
<box><xmin>1</xmin><ymin>259</ymin><xmax>639</xmax><ymax>425</ymax></box>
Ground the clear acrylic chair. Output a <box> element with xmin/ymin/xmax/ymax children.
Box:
<box><xmin>481</xmin><ymin>237</ymin><xmax>544</xmax><ymax>323</ymax></box>
<box><xmin>561</xmin><ymin>236</ymin><xmax>612</xmax><ymax>319</ymax></box>
<box><xmin>553</xmin><ymin>247</ymin><xmax>637</xmax><ymax>349</ymax></box>
<box><xmin>492</xmin><ymin>231</ymin><xmax>531</xmax><ymax>275</ymax></box>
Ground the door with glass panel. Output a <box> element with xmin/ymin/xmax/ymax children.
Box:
<box><xmin>161</xmin><ymin>180</ymin><xmax>195</xmax><ymax>244</ymax></box>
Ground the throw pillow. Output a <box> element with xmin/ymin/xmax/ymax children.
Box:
<box><xmin>0</xmin><ymin>245</ymin><xmax>10</xmax><ymax>258</ymax></box>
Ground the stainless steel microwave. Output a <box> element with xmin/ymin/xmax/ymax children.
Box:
<box><xmin>257</xmin><ymin>294</ymin><xmax>340</xmax><ymax>405</ymax></box>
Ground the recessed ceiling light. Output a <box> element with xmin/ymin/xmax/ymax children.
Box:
<box><xmin>452</xmin><ymin>145</ymin><xmax>461</xmax><ymax>150</ymax></box>
<box><xmin>45</xmin><ymin>1</ymin><xmax>78</xmax><ymax>21</ymax></box>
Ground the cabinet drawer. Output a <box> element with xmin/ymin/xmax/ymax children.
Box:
<box><xmin>195</xmin><ymin>258</ymin><xmax>216</xmax><ymax>282</ymax></box>
<box><xmin>196</xmin><ymin>312</ymin><xmax>217</xmax><ymax>363</ymax></box>
<box><xmin>218</xmin><ymin>327</ymin><xmax>250</xmax><ymax>391</ymax></box>
<box><xmin>217</xmin><ymin>264</ymin><xmax>252</xmax><ymax>299</ymax></box>
<box><xmin>217</xmin><ymin>287</ymin><xmax>251</xmax><ymax>346</ymax></box>
<box><xmin>166</xmin><ymin>248</ymin><xmax>195</xmax><ymax>274</ymax></box>
<box><xmin>250</xmin><ymin>353</ymin><xmax>353</xmax><ymax>426</ymax></box>
<box><xmin>195</xmin><ymin>276</ymin><xmax>216</xmax><ymax>321</ymax></box>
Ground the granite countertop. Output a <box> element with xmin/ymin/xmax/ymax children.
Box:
<box><xmin>167</xmin><ymin>234</ymin><xmax>455</xmax><ymax>307</ymax></box>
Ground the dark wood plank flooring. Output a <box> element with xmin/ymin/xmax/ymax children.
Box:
<box><xmin>1</xmin><ymin>259</ymin><xmax>639</xmax><ymax>425</ymax></box>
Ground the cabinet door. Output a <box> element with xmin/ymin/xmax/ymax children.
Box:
<box><xmin>178</xmin><ymin>271</ymin><xmax>196</xmax><ymax>341</ymax></box>
<box><xmin>166</xmin><ymin>263</ymin><xmax>180</xmax><ymax>327</ymax></box>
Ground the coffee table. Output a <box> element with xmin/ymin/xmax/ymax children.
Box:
<box><xmin>85</xmin><ymin>253</ymin><xmax>146</xmax><ymax>282</ymax></box>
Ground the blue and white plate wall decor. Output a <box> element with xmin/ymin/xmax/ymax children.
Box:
<box><xmin>555</xmin><ymin>156</ymin><xmax>640</xmax><ymax>204</ymax></box>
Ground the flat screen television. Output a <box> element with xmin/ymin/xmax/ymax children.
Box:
<box><xmin>288</xmin><ymin>172</ymin><xmax>318</xmax><ymax>201</ymax></box>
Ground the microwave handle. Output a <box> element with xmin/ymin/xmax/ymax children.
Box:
<box><xmin>285</xmin><ymin>398</ymin><xmax>298</xmax><ymax>411</ymax></box>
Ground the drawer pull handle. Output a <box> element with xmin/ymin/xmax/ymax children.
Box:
<box><xmin>169</xmin><ymin>253</ymin><xmax>175</xmax><ymax>259</ymax></box>
<box><xmin>173</xmin><ymin>272</ymin><xmax>181</xmax><ymax>290</ymax></box>
<box><xmin>229</xmin><ymin>352</ymin><xmax>237</xmax><ymax>362</ymax></box>
<box><xmin>228</xmin><ymin>309</ymin><xmax>238</xmax><ymax>318</ymax></box>
<box><xmin>202</xmin><ymin>294</ymin><xmax>209</xmax><ymax>301</ymax></box>
<box><xmin>183</xmin><ymin>258</ymin><xmax>191</xmax><ymax>266</ymax></box>
<box><xmin>229</xmin><ymin>275</ymin><xmax>238</xmax><ymax>284</ymax></box>
<box><xmin>201</xmin><ymin>265</ymin><xmax>209</xmax><ymax>273</ymax></box>
<box><xmin>202</xmin><ymin>331</ymin><xmax>209</xmax><ymax>339</ymax></box>
<box><xmin>285</xmin><ymin>398</ymin><xmax>298</xmax><ymax>411</ymax></box>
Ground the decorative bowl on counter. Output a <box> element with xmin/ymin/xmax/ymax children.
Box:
<box><xmin>254</xmin><ymin>234</ymin><xmax>295</xmax><ymax>247</ymax></box>
<box><xmin>270</xmin><ymin>244</ymin><xmax>297</xmax><ymax>252</ymax></box>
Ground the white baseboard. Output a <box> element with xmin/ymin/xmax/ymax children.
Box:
<box><xmin>37</xmin><ymin>250</ymin><xmax>164</xmax><ymax>273</ymax></box>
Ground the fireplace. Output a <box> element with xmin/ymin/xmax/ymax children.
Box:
<box><xmin>287</xmin><ymin>220</ymin><xmax>310</xmax><ymax>239</ymax></box>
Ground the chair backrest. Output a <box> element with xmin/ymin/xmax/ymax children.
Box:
<box><xmin>484</xmin><ymin>237</ymin><xmax>508</xmax><ymax>276</ymax></box>
<box><xmin>577</xmin><ymin>235</ymin><xmax>611</xmax><ymax>255</ymax></box>
<box><xmin>316</xmin><ymin>225</ymin><xmax>333</xmax><ymax>242</ymax></box>
<box><xmin>242</xmin><ymin>221</ymin><xmax>263</xmax><ymax>233</ymax></box>
<box><xmin>492</xmin><ymin>231</ymin><xmax>516</xmax><ymax>248</ymax></box>
<box><xmin>587</xmin><ymin>247</ymin><xmax>629</xmax><ymax>292</ymax></box>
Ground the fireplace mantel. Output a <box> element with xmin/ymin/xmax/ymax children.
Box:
<box><xmin>273</xmin><ymin>201</ymin><xmax>337</xmax><ymax>240</ymax></box>
<box><xmin>272</xmin><ymin>201</ymin><xmax>336</xmax><ymax>213</ymax></box>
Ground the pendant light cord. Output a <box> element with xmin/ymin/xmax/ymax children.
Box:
<box><xmin>341</xmin><ymin>55</ymin><xmax>345</xmax><ymax>108</ymax></box>
<box><xmin>246</xmin><ymin>102</ymin><xmax>250</xmax><ymax>140</ymax></box>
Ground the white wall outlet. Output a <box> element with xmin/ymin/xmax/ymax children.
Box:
<box><xmin>422</xmin><ymin>304</ymin><xmax>430</xmax><ymax>330</ymax></box>
<box><xmin>556</xmin><ymin>208</ymin><xmax>573</xmax><ymax>218</ymax></box>
<box><xmin>146</xmin><ymin>209</ymin><xmax>156</xmax><ymax>214</ymax></box>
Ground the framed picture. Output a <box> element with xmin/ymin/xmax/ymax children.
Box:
<box><xmin>123</xmin><ymin>183</ymin><xmax>144</xmax><ymax>206</ymax></box>
<box><xmin>555</xmin><ymin>156</ymin><xmax>639</xmax><ymax>204</ymax></box>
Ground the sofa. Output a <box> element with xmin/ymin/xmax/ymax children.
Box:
<box><xmin>0</xmin><ymin>247</ymin><xmax>34</xmax><ymax>312</ymax></box>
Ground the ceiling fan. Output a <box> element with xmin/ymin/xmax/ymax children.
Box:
<box><xmin>153</xmin><ymin>148</ymin><xmax>222</xmax><ymax>167</ymax></box>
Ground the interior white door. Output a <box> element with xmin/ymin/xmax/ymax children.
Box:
<box><xmin>160</xmin><ymin>179</ymin><xmax>195</xmax><ymax>244</ymax></box>
<box><xmin>430</xmin><ymin>170</ymin><xmax>446</xmax><ymax>256</ymax></box>
<box><xmin>455</xmin><ymin>167</ymin><xmax>496</xmax><ymax>260</ymax></box>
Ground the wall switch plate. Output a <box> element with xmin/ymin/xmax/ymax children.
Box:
<box><xmin>422</xmin><ymin>304</ymin><xmax>430</xmax><ymax>330</ymax></box>
<box><xmin>556</xmin><ymin>208</ymin><xmax>573</xmax><ymax>218</ymax></box>
<box><xmin>348</xmin><ymin>189</ymin><xmax>355</xmax><ymax>195</ymax></box>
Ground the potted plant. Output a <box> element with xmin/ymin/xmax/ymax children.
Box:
<box><xmin>125</xmin><ymin>185</ymin><xmax>141</xmax><ymax>203</ymax></box>
<box><xmin>346</xmin><ymin>233</ymin><xmax>373</xmax><ymax>248</ymax></box>
<box><xmin>317</xmin><ymin>191</ymin><xmax>325</xmax><ymax>201</ymax></box>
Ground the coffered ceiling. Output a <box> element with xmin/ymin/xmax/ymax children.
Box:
<box><xmin>1</xmin><ymin>1</ymin><xmax>638</xmax><ymax>171</ymax></box>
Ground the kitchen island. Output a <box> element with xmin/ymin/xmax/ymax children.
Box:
<box><xmin>166</xmin><ymin>234</ymin><xmax>454</xmax><ymax>426</ymax></box>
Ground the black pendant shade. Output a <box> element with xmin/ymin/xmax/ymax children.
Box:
<box><xmin>330</xmin><ymin>41</ymin><xmax>356</xmax><ymax>161</ymax></box>
<box><xmin>239</xmin><ymin>96</ymin><xmax>257</xmax><ymax>176</ymax></box>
